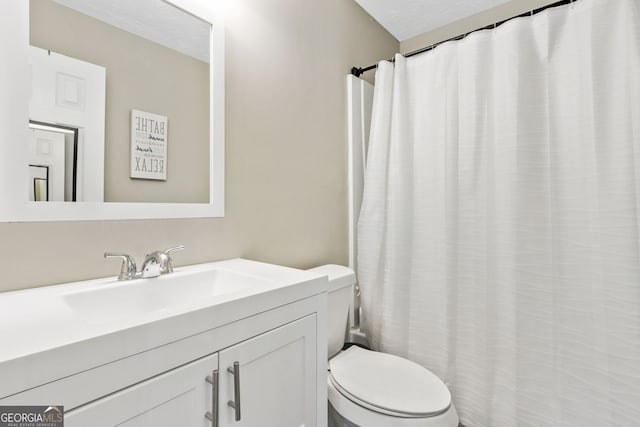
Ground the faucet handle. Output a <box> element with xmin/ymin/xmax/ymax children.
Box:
<box><xmin>164</xmin><ymin>245</ymin><xmax>184</xmax><ymax>255</ymax></box>
<box><xmin>162</xmin><ymin>245</ymin><xmax>184</xmax><ymax>273</ymax></box>
<box><xmin>104</xmin><ymin>252</ymin><xmax>138</xmax><ymax>281</ymax></box>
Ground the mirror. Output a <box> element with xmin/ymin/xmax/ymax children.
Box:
<box><xmin>0</xmin><ymin>0</ymin><xmax>224</xmax><ymax>221</ymax></box>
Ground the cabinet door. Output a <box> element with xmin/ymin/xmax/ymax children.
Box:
<box><xmin>65</xmin><ymin>352</ymin><xmax>219</xmax><ymax>427</ymax></box>
<box><xmin>219</xmin><ymin>315</ymin><xmax>317</xmax><ymax>427</ymax></box>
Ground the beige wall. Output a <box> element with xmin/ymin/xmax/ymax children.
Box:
<box><xmin>30</xmin><ymin>0</ymin><xmax>210</xmax><ymax>203</ymax></box>
<box><xmin>0</xmin><ymin>0</ymin><xmax>397</xmax><ymax>292</ymax></box>
<box><xmin>400</xmin><ymin>0</ymin><xmax>561</xmax><ymax>53</ymax></box>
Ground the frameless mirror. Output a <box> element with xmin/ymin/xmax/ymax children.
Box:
<box><xmin>0</xmin><ymin>0</ymin><xmax>224</xmax><ymax>221</ymax></box>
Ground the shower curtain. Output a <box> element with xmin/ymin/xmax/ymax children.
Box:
<box><xmin>357</xmin><ymin>0</ymin><xmax>640</xmax><ymax>426</ymax></box>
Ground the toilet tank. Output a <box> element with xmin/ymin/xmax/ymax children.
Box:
<box><xmin>307</xmin><ymin>264</ymin><xmax>356</xmax><ymax>359</ymax></box>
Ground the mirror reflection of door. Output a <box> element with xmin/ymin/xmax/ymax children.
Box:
<box><xmin>28</xmin><ymin>45</ymin><xmax>106</xmax><ymax>203</ymax></box>
<box><xmin>28</xmin><ymin>122</ymin><xmax>78</xmax><ymax>201</ymax></box>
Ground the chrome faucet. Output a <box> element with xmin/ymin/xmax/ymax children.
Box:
<box><xmin>104</xmin><ymin>252</ymin><xmax>138</xmax><ymax>281</ymax></box>
<box><xmin>141</xmin><ymin>245</ymin><xmax>184</xmax><ymax>278</ymax></box>
<box><xmin>104</xmin><ymin>245</ymin><xmax>184</xmax><ymax>280</ymax></box>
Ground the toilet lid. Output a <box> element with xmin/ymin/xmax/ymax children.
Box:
<box><xmin>329</xmin><ymin>346</ymin><xmax>451</xmax><ymax>417</ymax></box>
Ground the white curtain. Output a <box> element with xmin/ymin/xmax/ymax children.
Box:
<box><xmin>357</xmin><ymin>0</ymin><xmax>640</xmax><ymax>426</ymax></box>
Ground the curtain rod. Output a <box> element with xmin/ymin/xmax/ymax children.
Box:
<box><xmin>351</xmin><ymin>0</ymin><xmax>576</xmax><ymax>77</ymax></box>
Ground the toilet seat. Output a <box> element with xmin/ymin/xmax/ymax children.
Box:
<box><xmin>329</xmin><ymin>346</ymin><xmax>452</xmax><ymax>418</ymax></box>
<box><xmin>328</xmin><ymin>378</ymin><xmax>459</xmax><ymax>427</ymax></box>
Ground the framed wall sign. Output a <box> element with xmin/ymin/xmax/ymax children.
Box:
<box><xmin>130</xmin><ymin>109</ymin><xmax>168</xmax><ymax>180</ymax></box>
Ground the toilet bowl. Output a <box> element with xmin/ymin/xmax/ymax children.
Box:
<box><xmin>308</xmin><ymin>265</ymin><xmax>459</xmax><ymax>427</ymax></box>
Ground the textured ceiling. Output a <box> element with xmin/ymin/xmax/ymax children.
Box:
<box><xmin>51</xmin><ymin>0</ymin><xmax>210</xmax><ymax>63</ymax></box>
<box><xmin>354</xmin><ymin>0</ymin><xmax>513</xmax><ymax>41</ymax></box>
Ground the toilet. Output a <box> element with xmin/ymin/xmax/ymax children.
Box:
<box><xmin>309</xmin><ymin>265</ymin><xmax>459</xmax><ymax>427</ymax></box>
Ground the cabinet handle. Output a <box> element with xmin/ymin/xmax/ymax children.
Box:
<box><xmin>205</xmin><ymin>370</ymin><xmax>219</xmax><ymax>426</ymax></box>
<box><xmin>227</xmin><ymin>362</ymin><xmax>241</xmax><ymax>421</ymax></box>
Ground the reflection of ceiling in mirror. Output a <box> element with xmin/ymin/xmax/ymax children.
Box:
<box><xmin>51</xmin><ymin>0</ymin><xmax>210</xmax><ymax>63</ymax></box>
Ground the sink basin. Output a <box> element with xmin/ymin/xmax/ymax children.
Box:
<box><xmin>62</xmin><ymin>268</ymin><xmax>273</xmax><ymax>323</ymax></box>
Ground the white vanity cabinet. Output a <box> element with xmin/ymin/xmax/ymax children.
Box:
<box><xmin>0</xmin><ymin>260</ymin><xmax>328</xmax><ymax>427</ymax></box>
<box><xmin>64</xmin><ymin>315</ymin><xmax>317</xmax><ymax>427</ymax></box>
